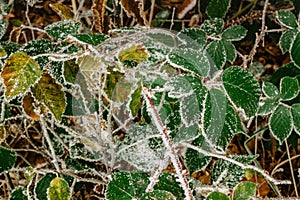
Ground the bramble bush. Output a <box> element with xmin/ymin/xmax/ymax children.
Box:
<box><xmin>0</xmin><ymin>0</ymin><xmax>300</xmax><ymax>199</ymax></box>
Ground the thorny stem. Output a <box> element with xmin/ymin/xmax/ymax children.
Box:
<box><xmin>247</xmin><ymin>0</ymin><xmax>269</xmax><ymax>64</ymax></box>
<box><xmin>142</xmin><ymin>86</ymin><xmax>194</xmax><ymax>200</ymax></box>
<box><xmin>183</xmin><ymin>142</ymin><xmax>291</xmax><ymax>186</ymax></box>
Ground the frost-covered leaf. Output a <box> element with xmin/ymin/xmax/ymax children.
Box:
<box><xmin>206</xmin><ymin>191</ymin><xmax>229</xmax><ymax>200</ymax></box>
<box><xmin>211</xmin><ymin>155</ymin><xmax>257</xmax><ymax>188</ymax></box>
<box><xmin>185</xmin><ymin>135</ymin><xmax>212</xmax><ymax>174</ymax></box>
<box><xmin>21</xmin><ymin>39</ymin><xmax>52</xmax><ymax>66</ymax></box>
<box><xmin>117</xmin><ymin>124</ymin><xmax>165</xmax><ymax>171</ymax></box>
<box><xmin>9</xmin><ymin>187</ymin><xmax>28</xmax><ymax>200</ymax></box>
<box><xmin>35</xmin><ymin>174</ymin><xmax>56</xmax><ymax>200</ymax></box>
<box><xmin>153</xmin><ymin>173</ymin><xmax>185</xmax><ymax>199</ymax></box>
<box><xmin>179</xmin><ymin>86</ymin><xmax>207</xmax><ymax>127</ymax></box>
<box><xmin>257</xmin><ymin>98</ymin><xmax>279</xmax><ymax>116</ymax></box>
<box><xmin>222</xmin><ymin>40</ymin><xmax>236</xmax><ymax>63</ymax></box>
<box><xmin>291</xmin><ymin>32</ymin><xmax>300</xmax><ymax>68</ymax></box>
<box><xmin>292</xmin><ymin>103</ymin><xmax>300</xmax><ymax>135</ymax></box>
<box><xmin>204</xmin><ymin>88</ymin><xmax>227</xmax><ymax>146</ymax></box>
<box><xmin>276</xmin><ymin>10</ymin><xmax>298</xmax><ymax>29</ymax></box>
<box><xmin>0</xmin><ymin>41</ymin><xmax>21</xmax><ymax>57</ymax></box>
<box><xmin>206</xmin><ymin>0</ymin><xmax>231</xmax><ymax>19</ymax></box>
<box><xmin>270</xmin><ymin>62</ymin><xmax>300</xmax><ymax>84</ymax></box>
<box><xmin>269</xmin><ymin>104</ymin><xmax>293</xmax><ymax>144</ymax></box>
<box><xmin>106</xmin><ymin>171</ymin><xmax>149</xmax><ymax>200</ymax></box>
<box><xmin>1</xmin><ymin>52</ymin><xmax>42</xmax><ymax>101</ymax></box>
<box><xmin>31</xmin><ymin>72</ymin><xmax>66</xmax><ymax>121</ymax></box>
<box><xmin>200</xmin><ymin>18</ymin><xmax>224</xmax><ymax>36</ymax></box>
<box><xmin>178</xmin><ymin>28</ymin><xmax>206</xmax><ymax>50</ymax></box>
<box><xmin>70</xmin><ymin>142</ymin><xmax>102</xmax><ymax>161</ymax></box>
<box><xmin>204</xmin><ymin>92</ymin><xmax>243</xmax><ymax>150</ymax></box>
<box><xmin>167</xmin><ymin>48</ymin><xmax>210</xmax><ymax>77</ymax></box>
<box><xmin>118</xmin><ymin>44</ymin><xmax>148</xmax><ymax>65</ymax></box>
<box><xmin>141</xmin><ymin>190</ymin><xmax>176</xmax><ymax>200</ymax></box>
<box><xmin>262</xmin><ymin>82</ymin><xmax>279</xmax><ymax>98</ymax></box>
<box><xmin>45</xmin><ymin>20</ymin><xmax>81</xmax><ymax>40</ymax></box>
<box><xmin>166</xmin><ymin>74</ymin><xmax>203</xmax><ymax>98</ymax></box>
<box><xmin>0</xmin><ymin>45</ymin><xmax>7</xmax><ymax>58</ymax></box>
<box><xmin>72</xmin><ymin>33</ymin><xmax>109</xmax><ymax>46</ymax></box>
<box><xmin>47</xmin><ymin>177</ymin><xmax>71</xmax><ymax>200</ymax></box>
<box><xmin>280</xmin><ymin>76</ymin><xmax>299</xmax><ymax>101</ymax></box>
<box><xmin>49</xmin><ymin>3</ymin><xmax>74</xmax><ymax>20</ymax></box>
<box><xmin>0</xmin><ymin>19</ymin><xmax>8</xmax><ymax>39</ymax></box>
<box><xmin>222</xmin><ymin>66</ymin><xmax>261</xmax><ymax>118</ymax></box>
<box><xmin>173</xmin><ymin>124</ymin><xmax>199</xmax><ymax>144</ymax></box>
<box><xmin>279</xmin><ymin>29</ymin><xmax>298</xmax><ymax>53</ymax></box>
<box><xmin>232</xmin><ymin>182</ymin><xmax>256</xmax><ymax>200</ymax></box>
<box><xmin>0</xmin><ymin>146</ymin><xmax>16</xmax><ymax>173</ymax></box>
<box><xmin>222</xmin><ymin>25</ymin><xmax>247</xmax><ymax>41</ymax></box>
<box><xmin>206</xmin><ymin>40</ymin><xmax>226</xmax><ymax>69</ymax></box>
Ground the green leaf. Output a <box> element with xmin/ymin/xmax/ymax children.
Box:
<box><xmin>291</xmin><ymin>103</ymin><xmax>300</xmax><ymax>135</ymax></box>
<box><xmin>178</xmin><ymin>28</ymin><xmax>207</xmax><ymax>50</ymax></box>
<box><xmin>1</xmin><ymin>52</ymin><xmax>42</xmax><ymax>101</ymax></box>
<box><xmin>222</xmin><ymin>40</ymin><xmax>236</xmax><ymax>63</ymax></box>
<box><xmin>35</xmin><ymin>174</ymin><xmax>56</xmax><ymax>200</ymax></box>
<box><xmin>118</xmin><ymin>124</ymin><xmax>165</xmax><ymax>171</ymax></box>
<box><xmin>9</xmin><ymin>187</ymin><xmax>28</xmax><ymax>200</ymax></box>
<box><xmin>222</xmin><ymin>66</ymin><xmax>261</xmax><ymax>118</ymax></box>
<box><xmin>206</xmin><ymin>40</ymin><xmax>226</xmax><ymax>69</ymax></box>
<box><xmin>0</xmin><ymin>41</ymin><xmax>21</xmax><ymax>57</ymax></box>
<box><xmin>45</xmin><ymin>20</ymin><xmax>81</xmax><ymax>40</ymax></box>
<box><xmin>280</xmin><ymin>76</ymin><xmax>299</xmax><ymax>101</ymax></box>
<box><xmin>257</xmin><ymin>98</ymin><xmax>279</xmax><ymax>116</ymax></box>
<box><xmin>270</xmin><ymin>62</ymin><xmax>300</xmax><ymax>85</ymax></box>
<box><xmin>262</xmin><ymin>82</ymin><xmax>279</xmax><ymax>98</ymax></box>
<box><xmin>232</xmin><ymin>182</ymin><xmax>256</xmax><ymax>200</ymax></box>
<box><xmin>0</xmin><ymin>19</ymin><xmax>8</xmax><ymax>39</ymax></box>
<box><xmin>185</xmin><ymin>135</ymin><xmax>212</xmax><ymax>174</ymax></box>
<box><xmin>200</xmin><ymin>18</ymin><xmax>224</xmax><ymax>36</ymax></box>
<box><xmin>291</xmin><ymin>32</ymin><xmax>300</xmax><ymax>68</ymax></box>
<box><xmin>167</xmin><ymin>48</ymin><xmax>210</xmax><ymax>77</ymax></box>
<box><xmin>141</xmin><ymin>190</ymin><xmax>176</xmax><ymax>200</ymax></box>
<box><xmin>0</xmin><ymin>146</ymin><xmax>16</xmax><ymax>173</ymax></box>
<box><xmin>72</xmin><ymin>33</ymin><xmax>109</xmax><ymax>46</ymax></box>
<box><xmin>153</xmin><ymin>173</ymin><xmax>185</xmax><ymax>199</ymax></box>
<box><xmin>206</xmin><ymin>0</ymin><xmax>231</xmax><ymax>18</ymax></box>
<box><xmin>222</xmin><ymin>25</ymin><xmax>247</xmax><ymax>41</ymax></box>
<box><xmin>129</xmin><ymin>85</ymin><xmax>142</xmax><ymax>117</ymax></box>
<box><xmin>276</xmin><ymin>10</ymin><xmax>298</xmax><ymax>29</ymax></box>
<box><xmin>47</xmin><ymin>177</ymin><xmax>71</xmax><ymax>200</ymax></box>
<box><xmin>70</xmin><ymin>142</ymin><xmax>103</xmax><ymax>161</ymax></box>
<box><xmin>206</xmin><ymin>191</ymin><xmax>229</xmax><ymax>200</ymax></box>
<box><xmin>211</xmin><ymin>155</ymin><xmax>257</xmax><ymax>188</ymax></box>
<box><xmin>269</xmin><ymin>104</ymin><xmax>293</xmax><ymax>144</ymax></box>
<box><xmin>31</xmin><ymin>72</ymin><xmax>66</xmax><ymax>121</ymax></box>
<box><xmin>279</xmin><ymin>29</ymin><xmax>298</xmax><ymax>53</ymax></box>
<box><xmin>106</xmin><ymin>171</ymin><xmax>150</xmax><ymax>200</ymax></box>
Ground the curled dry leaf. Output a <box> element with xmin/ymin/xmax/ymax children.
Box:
<box><xmin>120</xmin><ymin>0</ymin><xmax>147</xmax><ymax>25</ymax></box>
<box><xmin>177</xmin><ymin>0</ymin><xmax>197</xmax><ymax>19</ymax></box>
<box><xmin>92</xmin><ymin>0</ymin><xmax>110</xmax><ymax>33</ymax></box>
<box><xmin>49</xmin><ymin>3</ymin><xmax>74</xmax><ymax>20</ymax></box>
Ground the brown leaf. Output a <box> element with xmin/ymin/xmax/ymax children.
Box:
<box><xmin>176</xmin><ymin>0</ymin><xmax>196</xmax><ymax>19</ymax></box>
<box><xmin>23</xmin><ymin>93</ymin><xmax>41</xmax><ymax>120</ymax></box>
<box><xmin>92</xmin><ymin>0</ymin><xmax>111</xmax><ymax>33</ymax></box>
<box><xmin>120</xmin><ymin>0</ymin><xmax>147</xmax><ymax>25</ymax></box>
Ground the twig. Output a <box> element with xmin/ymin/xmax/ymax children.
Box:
<box><xmin>183</xmin><ymin>142</ymin><xmax>291</xmax><ymax>186</ymax></box>
<box><xmin>40</xmin><ymin>116</ymin><xmax>61</xmax><ymax>173</ymax></box>
<box><xmin>170</xmin><ymin>7</ymin><xmax>176</xmax><ymax>31</ymax></box>
<box><xmin>142</xmin><ymin>86</ymin><xmax>194</xmax><ymax>200</ymax></box>
<box><xmin>148</xmin><ymin>0</ymin><xmax>156</xmax><ymax>26</ymax></box>
<box><xmin>285</xmin><ymin>140</ymin><xmax>299</xmax><ymax>197</ymax></box>
<box><xmin>25</xmin><ymin>2</ymin><xmax>35</xmax><ymax>40</ymax></box>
